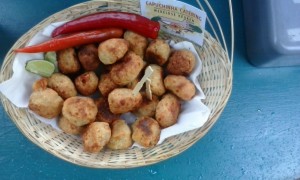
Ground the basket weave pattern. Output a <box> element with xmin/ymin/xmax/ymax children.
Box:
<box><xmin>0</xmin><ymin>0</ymin><xmax>232</xmax><ymax>168</ymax></box>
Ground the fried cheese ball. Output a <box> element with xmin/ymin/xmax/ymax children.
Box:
<box><xmin>82</xmin><ymin>122</ymin><xmax>111</xmax><ymax>153</ymax></box>
<box><xmin>75</xmin><ymin>71</ymin><xmax>99</xmax><ymax>96</ymax></box>
<box><xmin>110</xmin><ymin>51</ymin><xmax>144</xmax><ymax>86</ymax></box>
<box><xmin>32</xmin><ymin>78</ymin><xmax>48</xmax><ymax>91</ymax></box>
<box><xmin>29</xmin><ymin>88</ymin><xmax>63</xmax><ymax>119</ymax></box>
<box><xmin>148</xmin><ymin>64</ymin><xmax>166</xmax><ymax>96</ymax></box>
<box><xmin>95</xmin><ymin>97</ymin><xmax>120</xmax><ymax>124</ymax></box>
<box><xmin>98</xmin><ymin>38</ymin><xmax>129</xmax><ymax>65</ymax></box>
<box><xmin>58</xmin><ymin>116</ymin><xmax>85</xmax><ymax>135</ymax></box>
<box><xmin>123</xmin><ymin>30</ymin><xmax>148</xmax><ymax>58</ymax></box>
<box><xmin>62</xmin><ymin>96</ymin><xmax>97</xmax><ymax>126</ymax></box>
<box><xmin>108</xmin><ymin>88</ymin><xmax>142</xmax><ymax>114</ymax></box>
<box><xmin>132</xmin><ymin>117</ymin><xmax>161</xmax><ymax>147</ymax></box>
<box><xmin>164</xmin><ymin>75</ymin><xmax>196</xmax><ymax>101</ymax></box>
<box><xmin>126</xmin><ymin>61</ymin><xmax>148</xmax><ymax>89</ymax></box>
<box><xmin>48</xmin><ymin>73</ymin><xmax>77</xmax><ymax>99</ymax></box>
<box><xmin>145</xmin><ymin>39</ymin><xmax>171</xmax><ymax>65</ymax></box>
<box><xmin>166</xmin><ymin>50</ymin><xmax>196</xmax><ymax>75</ymax></box>
<box><xmin>155</xmin><ymin>93</ymin><xmax>181</xmax><ymax>128</ymax></box>
<box><xmin>57</xmin><ymin>47</ymin><xmax>81</xmax><ymax>74</ymax></box>
<box><xmin>98</xmin><ymin>73</ymin><xmax>119</xmax><ymax>97</ymax></box>
<box><xmin>78</xmin><ymin>44</ymin><xmax>101</xmax><ymax>71</ymax></box>
<box><xmin>126</xmin><ymin>77</ymin><xmax>140</xmax><ymax>90</ymax></box>
<box><xmin>107</xmin><ymin>119</ymin><xmax>132</xmax><ymax>150</ymax></box>
<box><xmin>133</xmin><ymin>93</ymin><xmax>159</xmax><ymax>118</ymax></box>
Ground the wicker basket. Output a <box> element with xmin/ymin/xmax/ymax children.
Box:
<box><xmin>0</xmin><ymin>0</ymin><xmax>233</xmax><ymax>168</ymax></box>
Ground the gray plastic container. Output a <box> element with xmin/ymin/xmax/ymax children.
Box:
<box><xmin>243</xmin><ymin>0</ymin><xmax>300</xmax><ymax>67</ymax></box>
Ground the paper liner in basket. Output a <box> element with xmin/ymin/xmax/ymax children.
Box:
<box><xmin>0</xmin><ymin>22</ymin><xmax>211</xmax><ymax>146</ymax></box>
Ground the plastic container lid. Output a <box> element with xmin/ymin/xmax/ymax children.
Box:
<box><xmin>243</xmin><ymin>0</ymin><xmax>300</xmax><ymax>67</ymax></box>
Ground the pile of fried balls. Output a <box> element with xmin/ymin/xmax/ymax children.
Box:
<box><xmin>28</xmin><ymin>30</ymin><xmax>197</xmax><ymax>153</ymax></box>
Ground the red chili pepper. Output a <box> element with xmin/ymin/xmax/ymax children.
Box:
<box><xmin>51</xmin><ymin>11</ymin><xmax>160</xmax><ymax>39</ymax></box>
<box><xmin>15</xmin><ymin>28</ymin><xmax>123</xmax><ymax>53</ymax></box>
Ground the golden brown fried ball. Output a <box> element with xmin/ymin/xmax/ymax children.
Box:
<box><xmin>48</xmin><ymin>73</ymin><xmax>77</xmax><ymax>99</ymax></box>
<box><xmin>126</xmin><ymin>60</ymin><xmax>148</xmax><ymax>90</ymax></box>
<box><xmin>95</xmin><ymin>97</ymin><xmax>120</xmax><ymax>124</ymax></box>
<box><xmin>166</xmin><ymin>50</ymin><xmax>196</xmax><ymax>75</ymax></box>
<box><xmin>82</xmin><ymin>122</ymin><xmax>111</xmax><ymax>153</ymax></box>
<box><xmin>78</xmin><ymin>44</ymin><xmax>101</xmax><ymax>71</ymax></box>
<box><xmin>98</xmin><ymin>73</ymin><xmax>119</xmax><ymax>97</ymax></box>
<box><xmin>32</xmin><ymin>78</ymin><xmax>48</xmax><ymax>91</ymax></box>
<box><xmin>145</xmin><ymin>39</ymin><xmax>171</xmax><ymax>65</ymax></box>
<box><xmin>57</xmin><ymin>47</ymin><xmax>81</xmax><ymax>74</ymax></box>
<box><xmin>98</xmin><ymin>38</ymin><xmax>129</xmax><ymax>65</ymax></box>
<box><xmin>110</xmin><ymin>51</ymin><xmax>144</xmax><ymax>86</ymax></box>
<box><xmin>148</xmin><ymin>64</ymin><xmax>166</xmax><ymax>96</ymax></box>
<box><xmin>107</xmin><ymin>119</ymin><xmax>132</xmax><ymax>150</ymax></box>
<box><xmin>132</xmin><ymin>117</ymin><xmax>161</xmax><ymax>148</ymax></box>
<box><xmin>124</xmin><ymin>30</ymin><xmax>148</xmax><ymax>58</ymax></box>
<box><xmin>133</xmin><ymin>93</ymin><xmax>159</xmax><ymax>118</ymax></box>
<box><xmin>126</xmin><ymin>77</ymin><xmax>140</xmax><ymax>90</ymax></box>
<box><xmin>62</xmin><ymin>96</ymin><xmax>97</xmax><ymax>126</ymax></box>
<box><xmin>75</xmin><ymin>71</ymin><xmax>99</xmax><ymax>96</ymax></box>
<box><xmin>155</xmin><ymin>93</ymin><xmax>181</xmax><ymax>128</ymax></box>
<box><xmin>164</xmin><ymin>75</ymin><xmax>196</xmax><ymax>101</ymax></box>
<box><xmin>108</xmin><ymin>88</ymin><xmax>142</xmax><ymax>114</ymax></box>
<box><xmin>29</xmin><ymin>88</ymin><xmax>63</xmax><ymax>119</ymax></box>
<box><xmin>58</xmin><ymin>116</ymin><xmax>85</xmax><ymax>135</ymax></box>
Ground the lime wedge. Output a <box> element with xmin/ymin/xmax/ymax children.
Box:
<box><xmin>44</xmin><ymin>51</ymin><xmax>58</xmax><ymax>72</ymax></box>
<box><xmin>25</xmin><ymin>60</ymin><xmax>55</xmax><ymax>77</ymax></box>
<box><xmin>44</xmin><ymin>51</ymin><xmax>56</xmax><ymax>63</ymax></box>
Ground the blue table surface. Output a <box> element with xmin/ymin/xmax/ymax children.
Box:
<box><xmin>1</xmin><ymin>0</ymin><xmax>299</xmax><ymax>179</ymax></box>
